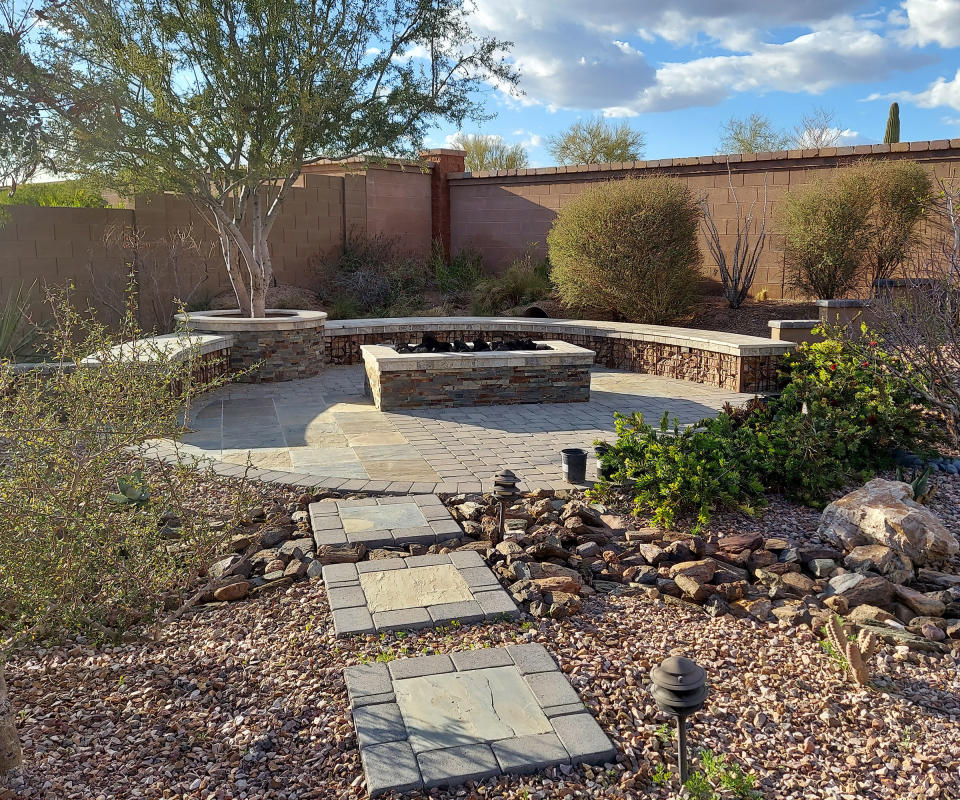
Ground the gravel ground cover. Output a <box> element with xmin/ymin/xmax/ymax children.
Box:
<box><xmin>3</xmin><ymin>559</ymin><xmax>958</xmax><ymax>799</ymax></box>
<box><xmin>3</xmin><ymin>468</ymin><xmax>959</xmax><ymax>800</ymax></box>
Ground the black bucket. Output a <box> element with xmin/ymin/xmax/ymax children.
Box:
<box><xmin>561</xmin><ymin>448</ymin><xmax>588</xmax><ymax>484</ymax></box>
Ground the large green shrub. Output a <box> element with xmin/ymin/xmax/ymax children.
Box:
<box><xmin>0</xmin><ymin>179</ymin><xmax>108</xmax><ymax>208</ymax></box>
<box><xmin>781</xmin><ymin>160</ymin><xmax>931</xmax><ymax>299</ymax></box>
<box><xmin>594</xmin><ymin>326</ymin><xmax>931</xmax><ymax>527</ymax></box>
<box><xmin>780</xmin><ymin>169</ymin><xmax>873</xmax><ymax>299</ymax></box>
<box><xmin>547</xmin><ymin>177</ymin><xmax>702</xmax><ymax>324</ymax></box>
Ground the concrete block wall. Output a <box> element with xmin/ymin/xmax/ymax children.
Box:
<box><xmin>448</xmin><ymin>140</ymin><xmax>960</xmax><ymax>299</ymax></box>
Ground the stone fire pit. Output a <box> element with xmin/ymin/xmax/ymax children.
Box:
<box><xmin>361</xmin><ymin>340</ymin><xmax>595</xmax><ymax>410</ymax></box>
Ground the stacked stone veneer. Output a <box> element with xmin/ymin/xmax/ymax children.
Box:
<box><xmin>176</xmin><ymin>310</ymin><xmax>327</xmax><ymax>383</ymax></box>
<box><xmin>362</xmin><ymin>342</ymin><xmax>594</xmax><ymax>409</ymax></box>
<box><xmin>328</xmin><ymin>318</ymin><xmax>792</xmax><ymax>394</ymax></box>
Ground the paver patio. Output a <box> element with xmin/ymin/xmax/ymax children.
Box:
<box><xmin>344</xmin><ymin>644</ymin><xmax>615</xmax><ymax>795</ymax></box>
<box><xmin>321</xmin><ymin>549</ymin><xmax>518</xmax><ymax>635</ymax></box>
<box><xmin>180</xmin><ymin>365</ymin><xmax>754</xmax><ymax>491</ymax></box>
<box><xmin>309</xmin><ymin>495</ymin><xmax>462</xmax><ymax>548</ymax></box>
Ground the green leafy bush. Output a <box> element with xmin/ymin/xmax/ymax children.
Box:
<box><xmin>780</xmin><ymin>160</ymin><xmax>931</xmax><ymax>299</ymax></box>
<box><xmin>0</xmin><ymin>179</ymin><xmax>109</xmax><ymax>208</ymax></box>
<box><xmin>317</xmin><ymin>233</ymin><xmax>429</xmax><ymax>317</ymax></box>
<box><xmin>594</xmin><ymin>326</ymin><xmax>930</xmax><ymax>527</ymax></box>
<box><xmin>547</xmin><ymin>176</ymin><xmax>702</xmax><ymax>324</ymax></box>
<box><xmin>781</xmin><ymin>169</ymin><xmax>872</xmax><ymax>299</ymax></box>
<box><xmin>0</xmin><ymin>289</ymin><xmax>246</xmax><ymax>642</ymax></box>
<box><xmin>471</xmin><ymin>248</ymin><xmax>552</xmax><ymax>315</ymax></box>
<box><xmin>430</xmin><ymin>240</ymin><xmax>485</xmax><ymax>296</ymax></box>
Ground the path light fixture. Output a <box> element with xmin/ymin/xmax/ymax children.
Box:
<box><xmin>492</xmin><ymin>469</ymin><xmax>520</xmax><ymax>540</ymax></box>
<box><xmin>649</xmin><ymin>656</ymin><xmax>708</xmax><ymax>783</ymax></box>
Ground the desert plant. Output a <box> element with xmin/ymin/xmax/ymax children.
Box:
<box><xmin>718</xmin><ymin>113</ymin><xmax>790</xmax><ymax>154</ymax></box>
<box><xmin>0</xmin><ymin>179</ymin><xmax>107</xmax><ymax>208</ymax></box>
<box><xmin>792</xmin><ymin>106</ymin><xmax>842</xmax><ymax>149</ymax></box>
<box><xmin>0</xmin><ymin>286</ymin><xmax>251</xmax><ymax>773</ymax></box>
<box><xmin>780</xmin><ymin>168</ymin><xmax>873</xmax><ymax>298</ymax></box>
<box><xmin>0</xmin><ymin>285</ymin><xmax>37</xmax><ymax>359</ymax></box>
<box><xmin>548</xmin><ymin>176</ymin><xmax>703</xmax><ymax>324</ymax></box>
<box><xmin>895</xmin><ymin>465</ymin><xmax>937</xmax><ymax>504</ymax></box>
<box><xmin>823</xmin><ymin>615</ymin><xmax>880</xmax><ymax>685</ymax></box>
<box><xmin>884</xmin><ymin>102</ymin><xmax>900</xmax><ymax>144</ymax></box>
<box><xmin>317</xmin><ymin>233</ymin><xmax>428</xmax><ymax>316</ymax></box>
<box><xmin>547</xmin><ymin>116</ymin><xmax>645</xmax><ymax>165</ymax></box>
<box><xmin>470</xmin><ymin>248</ymin><xmax>552</xmax><ymax>315</ymax></box>
<box><xmin>450</xmin><ymin>133</ymin><xmax>528</xmax><ymax>172</ymax></box>
<box><xmin>700</xmin><ymin>165</ymin><xmax>768</xmax><ymax>308</ymax></box>
<box><xmin>860</xmin><ymin>160</ymin><xmax>932</xmax><ymax>292</ymax></box>
<box><xmin>430</xmin><ymin>240</ymin><xmax>485</xmax><ymax>296</ymax></box>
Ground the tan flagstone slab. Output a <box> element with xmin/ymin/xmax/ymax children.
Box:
<box><xmin>359</xmin><ymin>564</ymin><xmax>473</xmax><ymax>613</ymax></box>
<box><xmin>394</xmin><ymin>666</ymin><xmax>552</xmax><ymax>753</ymax></box>
<box><xmin>341</xmin><ymin>502</ymin><xmax>428</xmax><ymax>533</ymax></box>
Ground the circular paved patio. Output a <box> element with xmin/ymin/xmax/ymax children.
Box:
<box><xmin>178</xmin><ymin>366</ymin><xmax>755</xmax><ymax>493</ymax></box>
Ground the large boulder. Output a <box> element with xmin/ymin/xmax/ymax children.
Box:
<box><xmin>817</xmin><ymin>479</ymin><xmax>958</xmax><ymax>566</ymax></box>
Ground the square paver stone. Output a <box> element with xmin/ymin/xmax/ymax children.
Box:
<box><xmin>324</xmin><ymin>553</ymin><xmax>518</xmax><ymax>636</ymax></box>
<box><xmin>342</xmin><ymin>503</ymin><xmax>427</xmax><ymax>533</ymax></box>
<box><xmin>349</xmin><ymin>646</ymin><xmax>615</xmax><ymax>796</ymax></box>
<box><xmin>309</xmin><ymin>494</ymin><xmax>461</xmax><ymax>549</ymax></box>
<box><xmin>360</xmin><ymin>564</ymin><xmax>473</xmax><ymax>612</ymax></box>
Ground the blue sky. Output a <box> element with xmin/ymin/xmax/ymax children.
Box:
<box><xmin>423</xmin><ymin>0</ymin><xmax>960</xmax><ymax>166</ymax></box>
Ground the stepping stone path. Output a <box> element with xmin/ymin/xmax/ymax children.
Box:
<box><xmin>345</xmin><ymin>644</ymin><xmax>616</xmax><ymax>796</ymax></box>
<box><xmin>310</xmin><ymin>495</ymin><xmax>462</xmax><ymax>549</ymax></box>
<box><xmin>323</xmin><ymin>551</ymin><xmax>519</xmax><ymax>635</ymax></box>
<box><xmin>315</xmin><ymin>494</ymin><xmax>614</xmax><ymax>795</ymax></box>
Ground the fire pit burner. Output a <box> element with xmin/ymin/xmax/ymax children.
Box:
<box><xmin>393</xmin><ymin>334</ymin><xmax>547</xmax><ymax>354</ymax></box>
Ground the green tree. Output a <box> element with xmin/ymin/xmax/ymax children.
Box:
<box><xmin>451</xmin><ymin>133</ymin><xmax>528</xmax><ymax>172</ymax></box>
<box><xmin>546</xmin><ymin>116</ymin><xmax>645</xmax><ymax>165</ymax></box>
<box><xmin>718</xmin><ymin>113</ymin><xmax>791</xmax><ymax>154</ymax></box>
<box><xmin>23</xmin><ymin>0</ymin><xmax>516</xmax><ymax>317</ymax></box>
<box><xmin>884</xmin><ymin>102</ymin><xmax>901</xmax><ymax>144</ymax></box>
<box><xmin>0</xmin><ymin>1</ymin><xmax>47</xmax><ymax>193</ymax></box>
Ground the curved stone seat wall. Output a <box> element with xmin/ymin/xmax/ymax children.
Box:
<box><xmin>326</xmin><ymin>317</ymin><xmax>795</xmax><ymax>393</ymax></box>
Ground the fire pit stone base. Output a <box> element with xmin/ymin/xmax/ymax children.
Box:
<box><xmin>362</xmin><ymin>340</ymin><xmax>595</xmax><ymax>410</ymax></box>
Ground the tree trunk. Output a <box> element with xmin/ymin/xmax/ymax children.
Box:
<box><xmin>0</xmin><ymin>661</ymin><xmax>23</xmax><ymax>774</ymax></box>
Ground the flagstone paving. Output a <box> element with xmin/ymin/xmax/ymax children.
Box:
<box><xmin>309</xmin><ymin>495</ymin><xmax>462</xmax><ymax>549</ymax></box>
<box><xmin>322</xmin><ymin>550</ymin><xmax>518</xmax><ymax>635</ymax></box>
<box><xmin>180</xmin><ymin>365</ymin><xmax>754</xmax><ymax>492</ymax></box>
<box><xmin>345</xmin><ymin>644</ymin><xmax>615</xmax><ymax>795</ymax></box>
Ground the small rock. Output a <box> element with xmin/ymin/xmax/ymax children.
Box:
<box><xmin>894</xmin><ymin>584</ymin><xmax>947</xmax><ymax>617</ymax></box>
<box><xmin>213</xmin><ymin>580</ymin><xmax>250</xmax><ymax>602</ymax></box>
<box><xmin>808</xmin><ymin>558</ymin><xmax>837</xmax><ymax>578</ymax></box>
<box><xmin>669</xmin><ymin>559</ymin><xmax>716</xmax><ymax>583</ymax></box>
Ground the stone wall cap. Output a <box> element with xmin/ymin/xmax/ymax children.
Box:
<box><xmin>79</xmin><ymin>333</ymin><xmax>233</xmax><ymax>365</ymax></box>
<box><xmin>328</xmin><ymin>316</ymin><xmax>795</xmax><ymax>356</ymax></box>
<box><xmin>768</xmin><ymin>319</ymin><xmax>820</xmax><ymax>329</ymax></box>
<box><xmin>361</xmin><ymin>340</ymin><xmax>595</xmax><ymax>371</ymax></box>
<box><xmin>175</xmin><ymin>309</ymin><xmax>327</xmax><ymax>332</ymax></box>
<box><xmin>815</xmin><ymin>299</ymin><xmax>873</xmax><ymax>308</ymax></box>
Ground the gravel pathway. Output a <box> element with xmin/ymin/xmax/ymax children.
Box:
<box><xmin>3</xmin><ymin>574</ymin><xmax>958</xmax><ymax>799</ymax></box>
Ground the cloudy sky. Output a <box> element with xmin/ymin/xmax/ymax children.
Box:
<box><xmin>424</xmin><ymin>0</ymin><xmax>960</xmax><ymax>165</ymax></box>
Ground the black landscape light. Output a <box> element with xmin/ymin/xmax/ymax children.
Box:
<box><xmin>492</xmin><ymin>469</ymin><xmax>520</xmax><ymax>538</ymax></box>
<box><xmin>649</xmin><ymin>656</ymin><xmax>708</xmax><ymax>783</ymax></box>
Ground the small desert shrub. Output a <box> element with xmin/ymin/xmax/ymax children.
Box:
<box><xmin>781</xmin><ymin>169</ymin><xmax>873</xmax><ymax>299</ymax></box>
<box><xmin>547</xmin><ymin>176</ymin><xmax>702</xmax><ymax>323</ymax></box>
<box><xmin>430</xmin><ymin>240</ymin><xmax>485</xmax><ymax>295</ymax></box>
<box><xmin>471</xmin><ymin>249</ymin><xmax>552</xmax><ymax>315</ymax></box>
<box><xmin>317</xmin><ymin>234</ymin><xmax>428</xmax><ymax>317</ymax></box>
<box><xmin>0</xmin><ymin>289</ymin><xmax>246</xmax><ymax>642</ymax></box>
<box><xmin>781</xmin><ymin>160</ymin><xmax>931</xmax><ymax>299</ymax></box>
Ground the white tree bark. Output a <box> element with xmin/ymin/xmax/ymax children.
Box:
<box><xmin>0</xmin><ymin>661</ymin><xmax>23</xmax><ymax>774</ymax></box>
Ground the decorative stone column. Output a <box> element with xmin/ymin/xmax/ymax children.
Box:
<box><xmin>174</xmin><ymin>309</ymin><xmax>327</xmax><ymax>382</ymax></box>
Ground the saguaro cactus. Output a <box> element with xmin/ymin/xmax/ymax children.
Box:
<box><xmin>826</xmin><ymin>615</ymin><xmax>880</xmax><ymax>685</ymax></box>
<box><xmin>884</xmin><ymin>103</ymin><xmax>900</xmax><ymax>144</ymax></box>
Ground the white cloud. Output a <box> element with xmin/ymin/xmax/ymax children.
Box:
<box><xmin>872</xmin><ymin>69</ymin><xmax>960</xmax><ymax>110</ymax></box>
<box><xmin>623</xmin><ymin>24</ymin><xmax>928</xmax><ymax>114</ymax></box>
<box><xmin>469</xmin><ymin>2</ymin><xmax>933</xmax><ymax>115</ymax></box>
<box><xmin>898</xmin><ymin>0</ymin><xmax>960</xmax><ymax>47</ymax></box>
